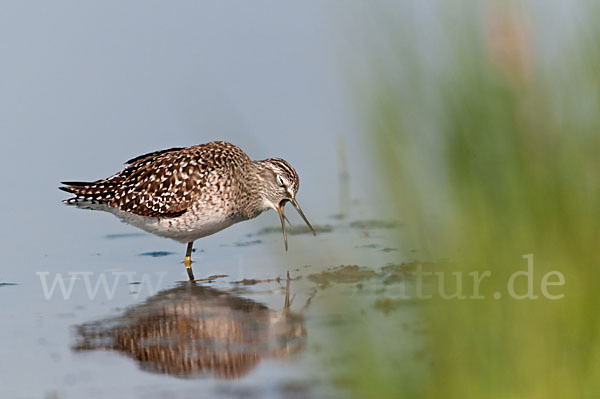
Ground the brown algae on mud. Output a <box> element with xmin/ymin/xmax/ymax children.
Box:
<box><xmin>349</xmin><ymin>220</ymin><xmax>401</xmax><ymax>230</ymax></box>
<box><xmin>195</xmin><ymin>274</ymin><xmax>228</xmax><ymax>283</ymax></box>
<box><xmin>375</xmin><ymin>297</ymin><xmax>419</xmax><ymax>315</ymax></box>
<box><xmin>355</xmin><ymin>243</ymin><xmax>379</xmax><ymax>249</ymax></box>
<box><xmin>230</xmin><ymin>275</ymin><xmax>300</xmax><ymax>286</ymax></box>
<box><xmin>248</xmin><ymin>218</ymin><xmax>400</xmax><ymax>237</ymax></box>
<box><xmin>306</xmin><ymin>262</ymin><xmax>430</xmax><ymax>288</ymax></box>
<box><xmin>307</xmin><ymin>265</ymin><xmax>378</xmax><ymax>288</ymax></box>
<box><xmin>251</xmin><ymin>224</ymin><xmax>333</xmax><ymax>236</ymax></box>
<box><xmin>306</xmin><ymin>261</ymin><xmax>447</xmax><ymax>313</ymax></box>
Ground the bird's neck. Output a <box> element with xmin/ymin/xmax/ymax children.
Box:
<box><xmin>230</xmin><ymin>161</ymin><xmax>272</xmax><ymax>220</ymax></box>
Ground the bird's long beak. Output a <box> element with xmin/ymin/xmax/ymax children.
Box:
<box><xmin>291</xmin><ymin>198</ymin><xmax>316</xmax><ymax>236</ymax></box>
<box><xmin>277</xmin><ymin>198</ymin><xmax>316</xmax><ymax>251</ymax></box>
<box><xmin>277</xmin><ymin>203</ymin><xmax>288</xmax><ymax>251</ymax></box>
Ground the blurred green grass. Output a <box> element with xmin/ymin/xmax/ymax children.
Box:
<box><xmin>350</xmin><ymin>1</ymin><xmax>600</xmax><ymax>397</ymax></box>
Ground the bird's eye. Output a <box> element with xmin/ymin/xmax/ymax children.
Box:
<box><xmin>277</xmin><ymin>175</ymin><xmax>285</xmax><ymax>187</ymax></box>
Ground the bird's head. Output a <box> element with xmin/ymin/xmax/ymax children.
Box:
<box><xmin>256</xmin><ymin>158</ymin><xmax>315</xmax><ymax>250</ymax></box>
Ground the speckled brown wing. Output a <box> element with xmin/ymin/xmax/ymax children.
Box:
<box><xmin>60</xmin><ymin>141</ymin><xmax>251</xmax><ymax>218</ymax></box>
<box><xmin>109</xmin><ymin>149</ymin><xmax>207</xmax><ymax>217</ymax></box>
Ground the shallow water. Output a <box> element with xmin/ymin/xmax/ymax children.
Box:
<box><xmin>0</xmin><ymin>211</ymin><xmax>420</xmax><ymax>398</ymax></box>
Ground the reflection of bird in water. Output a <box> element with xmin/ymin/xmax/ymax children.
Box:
<box><xmin>73</xmin><ymin>282</ymin><xmax>305</xmax><ymax>379</ymax></box>
<box><xmin>60</xmin><ymin>141</ymin><xmax>316</xmax><ymax>280</ymax></box>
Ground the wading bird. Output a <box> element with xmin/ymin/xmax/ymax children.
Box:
<box><xmin>60</xmin><ymin>141</ymin><xmax>315</xmax><ymax>280</ymax></box>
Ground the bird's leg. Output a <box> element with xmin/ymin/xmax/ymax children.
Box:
<box><xmin>284</xmin><ymin>271</ymin><xmax>291</xmax><ymax>311</ymax></box>
<box><xmin>184</xmin><ymin>242</ymin><xmax>195</xmax><ymax>281</ymax></box>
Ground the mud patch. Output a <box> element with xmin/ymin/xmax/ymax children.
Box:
<box><xmin>231</xmin><ymin>275</ymin><xmax>300</xmax><ymax>286</ymax></box>
<box><xmin>349</xmin><ymin>220</ymin><xmax>401</xmax><ymax>230</ymax></box>
<box><xmin>306</xmin><ymin>261</ymin><xmax>445</xmax><ymax>290</ymax></box>
<box><xmin>307</xmin><ymin>265</ymin><xmax>378</xmax><ymax>288</ymax></box>
<box><xmin>355</xmin><ymin>243</ymin><xmax>379</xmax><ymax>249</ymax></box>
<box><xmin>374</xmin><ymin>297</ymin><xmax>418</xmax><ymax>315</ymax></box>
<box><xmin>195</xmin><ymin>274</ymin><xmax>228</xmax><ymax>283</ymax></box>
<box><xmin>251</xmin><ymin>224</ymin><xmax>333</xmax><ymax>236</ymax></box>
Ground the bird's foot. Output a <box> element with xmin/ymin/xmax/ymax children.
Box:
<box><xmin>184</xmin><ymin>256</ymin><xmax>195</xmax><ymax>280</ymax></box>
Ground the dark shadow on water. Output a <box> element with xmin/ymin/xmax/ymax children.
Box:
<box><xmin>222</xmin><ymin>239</ymin><xmax>264</xmax><ymax>247</ymax></box>
<box><xmin>138</xmin><ymin>251</ymin><xmax>176</xmax><ymax>257</ymax></box>
<box><xmin>0</xmin><ymin>283</ymin><xmax>18</xmax><ymax>287</ymax></box>
<box><xmin>73</xmin><ymin>282</ymin><xmax>305</xmax><ymax>379</ymax></box>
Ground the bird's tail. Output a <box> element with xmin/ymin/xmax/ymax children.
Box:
<box><xmin>59</xmin><ymin>180</ymin><xmax>117</xmax><ymax>204</ymax></box>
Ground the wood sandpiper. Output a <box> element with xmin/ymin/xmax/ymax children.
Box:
<box><xmin>60</xmin><ymin>141</ymin><xmax>316</xmax><ymax>280</ymax></box>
